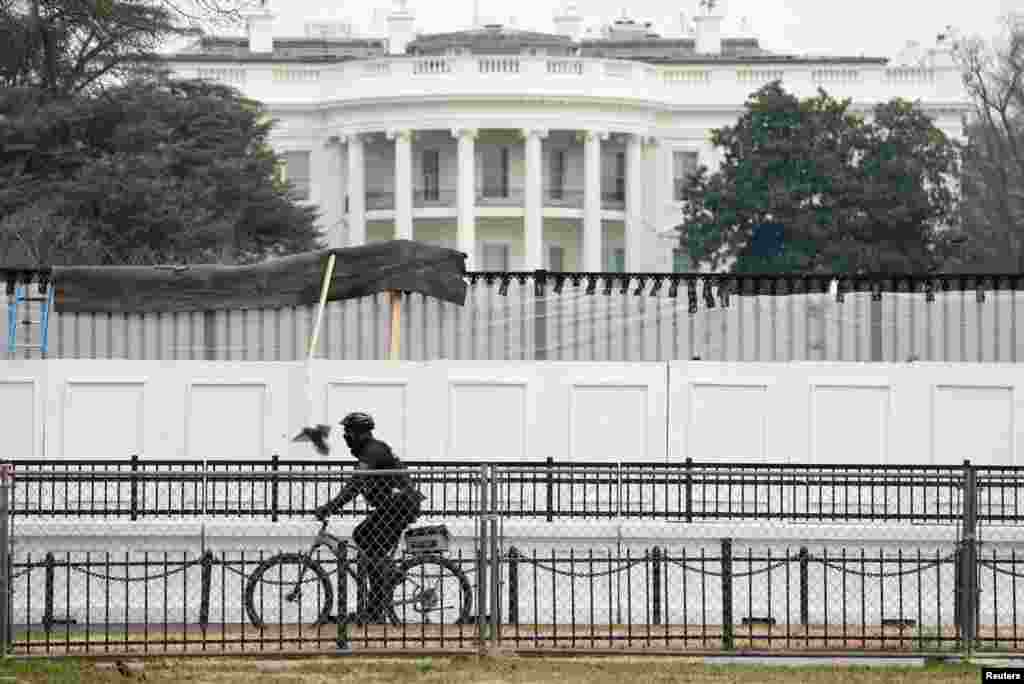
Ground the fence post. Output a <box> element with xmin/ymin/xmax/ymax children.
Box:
<box><xmin>0</xmin><ymin>463</ymin><xmax>12</xmax><ymax>657</ymax></box>
<box><xmin>534</xmin><ymin>269</ymin><xmax>548</xmax><ymax>361</ymax></box>
<box><xmin>545</xmin><ymin>457</ymin><xmax>554</xmax><ymax>523</ymax></box>
<box><xmin>198</xmin><ymin>550</ymin><xmax>214</xmax><ymax>631</ymax></box>
<box><xmin>43</xmin><ymin>552</ymin><xmax>55</xmax><ymax>633</ymax></box>
<box><xmin>651</xmin><ymin>546</ymin><xmax>662</xmax><ymax>626</ymax></box>
<box><xmin>799</xmin><ymin>546</ymin><xmax>809</xmax><ymax>627</ymax></box>
<box><xmin>270</xmin><ymin>453</ymin><xmax>280</xmax><ymax>523</ymax></box>
<box><xmin>507</xmin><ymin>546</ymin><xmax>520</xmax><ymax>626</ymax></box>
<box><xmin>336</xmin><ymin>542</ymin><xmax>350</xmax><ymax>652</ymax></box>
<box><xmin>129</xmin><ymin>453</ymin><xmax>139</xmax><ymax>522</ymax></box>
<box><xmin>870</xmin><ymin>280</ymin><xmax>883</xmax><ymax>362</ymax></box>
<box><xmin>721</xmin><ymin>538</ymin><xmax>734</xmax><ymax>651</ymax></box>
<box><xmin>960</xmin><ymin>459</ymin><xmax>979</xmax><ymax>652</ymax></box>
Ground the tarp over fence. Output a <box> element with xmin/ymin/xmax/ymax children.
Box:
<box><xmin>40</xmin><ymin>240</ymin><xmax>468</xmax><ymax>314</ymax></box>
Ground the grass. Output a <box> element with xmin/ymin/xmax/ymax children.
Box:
<box><xmin>0</xmin><ymin>656</ymin><xmax>992</xmax><ymax>684</ymax></box>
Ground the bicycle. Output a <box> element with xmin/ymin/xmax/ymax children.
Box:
<box><xmin>243</xmin><ymin>520</ymin><xmax>473</xmax><ymax>628</ymax></box>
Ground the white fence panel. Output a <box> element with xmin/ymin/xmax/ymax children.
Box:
<box><xmin>668</xmin><ymin>362</ymin><xmax>1024</xmax><ymax>467</ymax></box>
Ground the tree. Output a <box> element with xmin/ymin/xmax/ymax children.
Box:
<box><xmin>678</xmin><ymin>81</ymin><xmax>962</xmax><ymax>274</ymax></box>
<box><xmin>0</xmin><ymin>0</ymin><xmax>247</xmax><ymax>96</ymax></box>
<box><xmin>0</xmin><ymin>77</ymin><xmax>322</xmax><ymax>265</ymax></box>
<box><xmin>952</xmin><ymin>15</ymin><xmax>1024</xmax><ymax>271</ymax></box>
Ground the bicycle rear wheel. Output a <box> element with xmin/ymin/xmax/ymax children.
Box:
<box><xmin>244</xmin><ymin>553</ymin><xmax>334</xmax><ymax>629</ymax></box>
<box><xmin>386</xmin><ymin>556</ymin><xmax>472</xmax><ymax>626</ymax></box>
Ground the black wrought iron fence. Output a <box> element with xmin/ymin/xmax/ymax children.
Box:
<box><xmin>1</xmin><ymin>461</ymin><xmax>1023</xmax><ymax>657</ymax></box>
<box><xmin>6</xmin><ymin>457</ymin><xmax>1022</xmax><ymax>525</ymax></box>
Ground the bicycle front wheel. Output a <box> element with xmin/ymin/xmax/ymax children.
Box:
<box><xmin>244</xmin><ymin>553</ymin><xmax>334</xmax><ymax>629</ymax></box>
<box><xmin>386</xmin><ymin>556</ymin><xmax>472</xmax><ymax>626</ymax></box>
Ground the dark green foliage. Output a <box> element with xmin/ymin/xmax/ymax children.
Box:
<box><xmin>679</xmin><ymin>81</ymin><xmax>962</xmax><ymax>274</ymax></box>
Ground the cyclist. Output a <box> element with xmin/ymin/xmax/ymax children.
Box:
<box><xmin>307</xmin><ymin>412</ymin><xmax>424</xmax><ymax>624</ymax></box>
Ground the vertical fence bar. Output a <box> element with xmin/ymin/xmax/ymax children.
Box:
<box><xmin>799</xmin><ymin>546</ymin><xmax>809</xmax><ymax>627</ymax></box>
<box><xmin>507</xmin><ymin>546</ymin><xmax>519</xmax><ymax>626</ymax></box>
<box><xmin>489</xmin><ymin>463</ymin><xmax>501</xmax><ymax>651</ymax></box>
<box><xmin>545</xmin><ymin>457</ymin><xmax>554</xmax><ymax>523</ymax></box>
<box><xmin>651</xmin><ymin>546</ymin><xmax>662</xmax><ymax>626</ymax></box>
<box><xmin>685</xmin><ymin>458</ymin><xmax>694</xmax><ymax>523</ymax></box>
<box><xmin>270</xmin><ymin>454</ymin><xmax>279</xmax><ymax>523</ymax></box>
<box><xmin>336</xmin><ymin>542</ymin><xmax>350</xmax><ymax>652</ymax></box>
<box><xmin>870</xmin><ymin>283</ymin><xmax>883</xmax><ymax>362</ymax></box>
<box><xmin>477</xmin><ymin>464</ymin><xmax>489</xmax><ymax>653</ymax></box>
<box><xmin>961</xmin><ymin>460</ymin><xmax>979</xmax><ymax>653</ymax></box>
<box><xmin>0</xmin><ymin>463</ymin><xmax>11</xmax><ymax>656</ymax></box>
<box><xmin>129</xmin><ymin>454</ymin><xmax>139</xmax><ymax>521</ymax></box>
<box><xmin>534</xmin><ymin>270</ymin><xmax>548</xmax><ymax>361</ymax></box>
<box><xmin>721</xmin><ymin>538</ymin><xmax>734</xmax><ymax>651</ymax></box>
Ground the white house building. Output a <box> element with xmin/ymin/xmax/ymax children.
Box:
<box><xmin>165</xmin><ymin>1</ymin><xmax>970</xmax><ymax>272</ymax></box>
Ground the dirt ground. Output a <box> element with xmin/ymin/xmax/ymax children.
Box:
<box><xmin>8</xmin><ymin>622</ymin><xmax>994</xmax><ymax>656</ymax></box>
<box><xmin>0</xmin><ymin>655</ymin><xmax>988</xmax><ymax>684</ymax></box>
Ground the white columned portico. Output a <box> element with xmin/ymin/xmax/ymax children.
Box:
<box><xmin>453</xmin><ymin>128</ymin><xmax>478</xmax><ymax>268</ymax></box>
<box><xmin>344</xmin><ymin>133</ymin><xmax>366</xmax><ymax>247</ymax></box>
<box><xmin>582</xmin><ymin>129</ymin><xmax>608</xmax><ymax>272</ymax></box>
<box><xmin>625</xmin><ymin>133</ymin><xmax>644</xmax><ymax>272</ymax></box>
<box><xmin>388</xmin><ymin>128</ymin><xmax>414</xmax><ymax>240</ymax></box>
<box><xmin>522</xmin><ymin>127</ymin><xmax>548</xmax><ymax>271</ymax></box>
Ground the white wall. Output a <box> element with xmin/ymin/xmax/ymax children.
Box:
<box><xmin>5</xmin><ymin>360</ymin><xmax>1023</xmax><ymax>464</ymax></box>
<box><xmin>0</xmin><ymin>360</ymin><xmax>668</xmax><ymax>461</ymax></box>
<box><xmin>670</xmin><ymin>362</ymin><xmax>1024</xmax><ymax>466</ymax></box>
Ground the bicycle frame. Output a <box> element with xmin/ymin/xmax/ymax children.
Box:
<box><xmin>286</xmin><ymin>520</ymin><xmax>352</xmax><ymax>604</ymax></box>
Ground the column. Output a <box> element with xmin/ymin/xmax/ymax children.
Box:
<box><xmin>453</xmin><ymin>128</ymin><xmax>478</xmax><ymax>268</ymax></box>
<box><xmin>388</xmin><ymin>128</ymin><xmax>414</xmax><ymax>240</ymax></box>
<box><xmin>582</xmin><ymin>129</ymin><xmax>608</xmax><ymax>272</ymax></box>
<box><xmin>321</xmin><ymin>136</ymin><xmax>345</xmax><ymax>249</ymax></box>
<box><xmin>625</xmin><ymin>133</ymin><xmax>644</xmax><ymax>272</ymax></box>
<box><xmin>522</xmin><ymin>128</ymin><xmax>548</xmax><ymax>271</ymax></box>
<box><xmin>345</xmin><ymin>133</ymin><xmax>366</xmax><ymax>246</ymax></box>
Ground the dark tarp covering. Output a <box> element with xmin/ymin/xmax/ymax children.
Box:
<box><xmin>52</xmin><ymin>240</ymin><xmax>468</xmax><ymax>314</ymax></box>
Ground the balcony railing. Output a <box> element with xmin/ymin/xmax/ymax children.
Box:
<box><xmin>414</xmin><ymin>187</ymin><xmax>456</xmax><ymax>207</ymax></box>
<box><xmin>187</xmin><ymin>56</ymin><xmax>967</xmax><ymax>110</ymax></box>
<box><xmin>345</xmin><ymin>188</ymin><xmax>629</xmax><ymax>213</ymax></box>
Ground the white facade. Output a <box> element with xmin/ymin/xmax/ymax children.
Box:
<box><xmin>169</xmin><ymin>5</ymin><xmax>970</xmax><ymax>272</ymax></box>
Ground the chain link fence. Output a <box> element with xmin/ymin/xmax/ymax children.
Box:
<box><xmin>0</xmin><ymin>460</ymin><xmax>1022</xmax><ymax>657</ymax></box>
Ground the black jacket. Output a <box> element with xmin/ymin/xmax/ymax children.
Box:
<box><xmin>322</xmin><ymin>438</ymin><xmax>421</xmax><ymax>513</ymax></box>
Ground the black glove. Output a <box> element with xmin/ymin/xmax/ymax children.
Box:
<box><xmin>314</xmin><ymin>504</ymin><xmax>331</xmax><ymax>521</ymax></box>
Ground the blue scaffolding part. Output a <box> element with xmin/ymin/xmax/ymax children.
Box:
<box><xmin>7</xmin><ymin>285</ymin><xmax>53</xmax><ymax>355</ymax></box>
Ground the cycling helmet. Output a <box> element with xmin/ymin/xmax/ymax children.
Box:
<box><xmin>340</xmin><ymin>412</ymin><xmax>375</xmax><ymax>433</ymax></box>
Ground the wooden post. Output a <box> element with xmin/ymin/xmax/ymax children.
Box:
<box><xmin>388</xmin><ymin>290</ymin><xmax>402</xmax><ymax>361</ymax></box>
<box><xmin>307</xmin><ymin>253</ymin><xmax>337</xmax><ymax>361</ymax></box>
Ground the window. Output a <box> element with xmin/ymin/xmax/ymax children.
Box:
<box><xmin>672</xmin><ymin>248</ymin><xmax>691</xmax><ymax>273</ymax></box>
<box><xmin>602</xmin><ymin>151</ymin><xmax>626</xmax><ymax>202</ymax></box>
<box><xmin>422</xmin><ymin>149</ymin><xmax>440</xmax><ymax>201</ymax></box>
<box><xmin>549</xmin><ymin>149</ymin><xmax>566</xmax><ymax>201</ymax></box>
<box><xmin>673</xmin><ymin>150</ymin><xmax>698</xmax><ymax>201</ymax></box>
<box><xmin>282</xmin><ymin>151</ymin><xmax>311</xmax><ymax>200</ymax></box>
<box><xmin>546</xmin><ymin>244</ymin><xmax>565</xmax><ymax>272</ymax></box>
<box><xmin>603</xmin><ymin>246</ymin><xmax>625</xmax><ymax>273</ymax></box>
<box><xmin>483</xmin><ymin>147</ymin><xmax>510</xmax><ymax>198</ymax></box>
<box><xmin>481</xmin><ymin>242</ymin><xmax>511</xmax><ymax>271</ymax></box>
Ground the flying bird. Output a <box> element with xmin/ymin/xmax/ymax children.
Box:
<box><xmin>292</xmin><ymin>424</ymin><xmax>331</xmax><ymax>455</ymax></box>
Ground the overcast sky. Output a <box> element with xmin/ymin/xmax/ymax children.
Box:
<box><xmin>253</xmin><ymin>0</ymin><xmax>1021</xmax><ymax>58</ymax></box>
